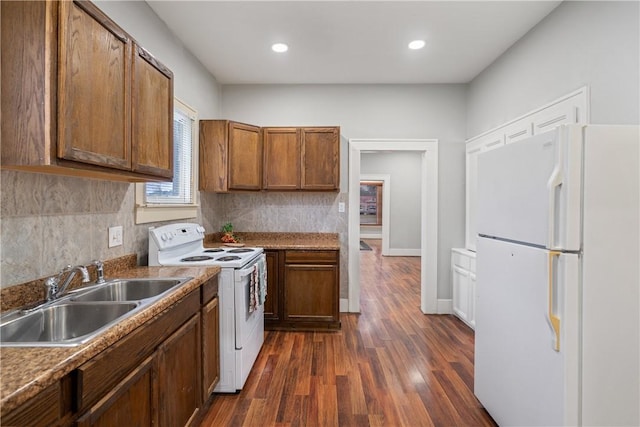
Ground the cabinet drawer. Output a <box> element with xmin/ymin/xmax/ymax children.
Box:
<box><xmin>201</xmin><ymin>275</ymin><xmax>219</xmax><ymax>304</ymax></box>
<box><xmin>285</xmin><ymin>250</ymin><xmax>338</xmax><ymax>264</ymax></box>
<box><xmin>76</xmin><ymin>290</ymin><xmax>199</xmax><ymax>411</ymax></box>
<box><xmin>451</xmin><ymin>251</ymin><xmax>470</xmax><ymax>270</ymax></box>
<box><xmin>2</xmin><ymin>382</ymin><xmax>60</xmax><ymax>427</ymax></box>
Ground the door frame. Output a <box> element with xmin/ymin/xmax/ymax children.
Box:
<box><xmin>359</xmin><ymin>174</ymin><xmax>391</xmax><ymax>255</ymax></box>
<box><xmin>348</xmin><ymin>139</ymin><xmax>439</xmax><ymax>314</ymax></box>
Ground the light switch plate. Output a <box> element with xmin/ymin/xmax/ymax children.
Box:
<box><xmin>338</xmin><ymin>202</ymin><xmax>346</xmax><ymax>213</ymax></box>
<box><xmin>108</xmin><ymin>226</ymin><xmax>123</xmax><ymax>248</ymax></box>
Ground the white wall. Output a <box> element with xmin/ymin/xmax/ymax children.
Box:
<box><xmin>361</xmin><ymin>152</ymin><xmax>422</xmax><ymax>250</ymax></box>
<box><xmin>467</xmin><ymin>1</ymin><xmax>640</xmax><ymax>137</ymax></box>
<box><xmin>95</xmin><ymin>0</ymin><xmax>221</xmax><ymax>118</ymax></box>
<box><xmin>222</xmin><ymin>84</ymin><xmax>467</xmax><ymax>300</ymax></box>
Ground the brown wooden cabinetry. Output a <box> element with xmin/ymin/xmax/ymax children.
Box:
<box><xmin>157</xmin><ymin>315</ymin><xmax>202</xmax><ymax>427</ymax></box>
<box><xmin>263</xmin><ymin>127</ymin><xmax>340</xmax><ymax>191</ymax></box>
<box><xmin>201</xmin><ymin>277</ymin><xmax>220</xmax><ymax>399</ymax></box>
<box><xmin>263</xmin><ymin>127</ymin><xmax>301</xmax><ymax>190</ymax></box>
<box><xmin>76</xmin><ymin>355</ymin><xmax>157</xmax><ymax>427</ymax></box>
<box><xmin>1</xmin><ymin>379</ymin><xmax>73</xmax><ymax>427</ymax></box>
<box><xmin>301</xmin><ymin>127</ymin><xmax>340</xmax><ymax>190</ymax></box>
<box><xmin>266</xmin><ymin>250</ymin><xmax>340</xmax><ymax>330</ymax></box>
<box><xmin>199</xmin><ymin>120</ymin><xmax>262</xmax><ymax>192</ymax></box>
<box><xmin>1</xmin><ymin>0</ymin><xmax>174</xmax><ymax>182</ymax></box>
<box><xmin>264</xmin><ymin>250</ymin><xmax>281</xmax><ymax>322</ymax></box>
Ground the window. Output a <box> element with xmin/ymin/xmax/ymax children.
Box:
<box><xmin>360</xmin><ymin>181</ymin><xmax>383</xmax><ymax>226</ymax></box>
<box><xmin>135</xmin><ymin>98</ymin><xmax>198</xmax><ymax>224</ymax></box>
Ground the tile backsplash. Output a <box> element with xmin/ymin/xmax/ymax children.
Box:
<box><xmin>1</xmin><ymin>171</ymin><xmax>348</xmax><ymax>296</ymax></box>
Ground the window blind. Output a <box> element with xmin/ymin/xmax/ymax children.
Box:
<box><xmin>145</xmin><ymin>107</ymin><xmax>193</xmax><ymax>205</ymax></box>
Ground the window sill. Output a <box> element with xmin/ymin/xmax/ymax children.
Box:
<box><xmin>135</xmin><ymin>204</ymin><xmax>199</xmax><ymax>224</ymax></box>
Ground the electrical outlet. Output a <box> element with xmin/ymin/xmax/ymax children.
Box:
<box><xmin>108</xmin><ymin>226</ymin><xmax>123</xmax><ymax>248</ymax></box>
<box><xmin>338</xmin><ymin>202</ymin><xmax>346</xmax><ymax>213</ymax></box>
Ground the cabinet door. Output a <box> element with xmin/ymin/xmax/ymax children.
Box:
<box><xmin>201</xmin><ymin>296</ymin><xmax>220</xmax><ymax>399</ymax></box>
<box><xmin>76</xmin><ymin>355</ymin><xmax>157</xmax><ymax>427</ymax></box>
<box><xmin>264</xmin><ymin>250</ymin><xmax>280</xmax><ymax>321</ymax></box>
<box><xmin>263</xmin><ymin>127</ymin><xmax>300</xmax><ymax>190</ymax></box>
<box><xmin>157</xmin><ymin>314</ymin><xmax>202</xmax><ymax>427</ymax></box>
<box><xmin>284</xmin><ymin>264</ymin><xmax>338</xmax><ymax>322</ymax></box>
<box><xmin>465</xmin><ymin>134</ymin><xmax>503</xmax><ymax>251</ymax></box>
<box><xmin>468</xmin><ymin>272</ymin><xmax>476</xmax><ymax>329</ymax></box>
<box><xmin>301</xmin><ymin>127</ymin><xmax>340</xmax><ymax>190</ymax></box>
<box><xmin>228</xmin><ymin>122</ymin><xmax>262</xmax><ymax>190</ymax></box>
<box><xmin>132</xmin><ymin>45</ymin><xmax>174</xmax><ymax>178</ymax></box>
<box><xmin>452</xmin><ymin>265</ymin><xmax>470</xmax><ymax>322</ymax></box>
<box><xmin>57</xmin><ymin>0</ymin><xmax>132</xmax><ymax>170</ymax></box>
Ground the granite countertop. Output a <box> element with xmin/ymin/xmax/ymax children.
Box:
<box><xmin>204</xmin><ymin>232</ymin><xmax>340</xmax><ymax>250</ymax></box>
<box><xmin>0</xmin><ymin>264</ymin><xmax>220</xmax><ymax>415</ymax></box>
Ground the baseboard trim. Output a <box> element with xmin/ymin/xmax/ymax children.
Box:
<box><xmin>360</xmin><ymin>234</ymin><xmax>382</xmax><ymax>239</ymax></box>
<box><xmin>437</xmin><ymin>299</ymin><xmax>453</xmax><ymax>314</ymax></box>
<box><xmin>387</xmin><ymin>248</ymin><xmax>421</xmax><ymax>257</ymax></box>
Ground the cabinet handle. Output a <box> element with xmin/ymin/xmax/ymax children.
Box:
<box><xmin>548</xmin><ymin>251</ymin><xmax>561</xmax><ymax>352</ymax></box>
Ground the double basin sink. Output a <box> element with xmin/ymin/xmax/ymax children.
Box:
<box><xmin>0</xmin><ymin>277</ymin><xmax>192</xmax><ymax>347</ymax></box>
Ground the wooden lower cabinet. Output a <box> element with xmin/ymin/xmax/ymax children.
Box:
<box><xmin>263</xmin><ymin>250</ymin><xmax>280</xmax><ymax>322</ymax></box>
<box><xmin>266</xmin><ymin>250</ymin><xmax>340</xmax><ymax>331</ymax></box>
<box><xmin>201</xmin><ymin>296</ymin><xmax>220</xmax><ymax>399</ymax></box>
<box><xmin>3</xmin><ymin>277</ymin><xmax>220</xmax><ymax>427</ymax></box>
<box><xmin>157</xmin><ymin>314</ymin><xmax>202</xmax><ymax>427</ymax></box>
<box><xmin>1</xmin><ymin>380</ymin><xmax>71</xmax><ymax>427</ymax></box>
<box><xmin>76</xmin><ymin>356</ymin><xmax>157</xmax><ymax>427</ymax></box>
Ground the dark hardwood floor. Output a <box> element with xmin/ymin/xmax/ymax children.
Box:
<box><xmin>200</xmin><ymin>239</ymin><xmax>496</xmax><ymax>426</ymax></box>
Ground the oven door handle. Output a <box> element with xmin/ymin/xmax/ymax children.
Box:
<box><xmin>235</xmin><ymin>255</ymin><xmax>265</xmax><ymax>280</ymax></box>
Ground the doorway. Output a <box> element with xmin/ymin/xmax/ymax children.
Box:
<box><xmin>348</xmin><ymin>139</ymin><xmax>439</xmax><ymax>314</ymax></box>
<box><xmin>359</xmin><ymin>174</ymin><xmax>391</xmax><ymax>255</ymax></box>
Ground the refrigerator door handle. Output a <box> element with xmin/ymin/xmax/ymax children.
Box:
<box><xmin>547</xmin><ymin>165</ymin><xmax>563</xmax><ymax>250</ymax></box>
<box><xmin>548</xmin><ymin>251</ymin><xmax>561</xmax><ymax>352</ymax></box>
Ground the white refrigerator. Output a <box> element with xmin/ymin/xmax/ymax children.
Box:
<box><xmin>474</xmin><ymin>124</ymin><xmax>639</xmax><ymax>426</ymax></box>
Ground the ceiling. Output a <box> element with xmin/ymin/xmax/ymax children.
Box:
<box><xmin>146</xmin><ymin>1</ymin><xmax>562</xmax><ymax>85</ymax></box>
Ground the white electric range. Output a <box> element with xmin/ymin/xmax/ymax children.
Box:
<box><xmin>148</xmin><ymin>223</ymin><xmax>265</xmax><ymax>393</ymax></box>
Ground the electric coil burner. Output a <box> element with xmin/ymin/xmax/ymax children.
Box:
<box><xmin>227</xmin><ymin>248</ymin><xmax>254</xmax><ymax>253</ymax></box>
<box><xmin>217</xmin><ymin>256</ymin><xmax>241</xmax><ymax>262</ymax></box>
<box><xmin>180</xmin><ymin>255</ymin><xmax>214</xmax><ymax>262</ymax></box>
<box><xmin>204</xmin><ymin>248</ymin><xmax>225</xmax><ymax>253</ymax></box>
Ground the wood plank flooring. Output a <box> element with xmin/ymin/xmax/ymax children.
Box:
<box><xmin>200</xmin><ymin>240</ymin><xmax>496</xmax><ymax>426</ymax></box>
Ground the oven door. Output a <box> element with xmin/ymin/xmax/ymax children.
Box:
<box><xmin>233</xmin><ymin>254</ymin><xmax>266</xmax><ymax>350</ymax></box>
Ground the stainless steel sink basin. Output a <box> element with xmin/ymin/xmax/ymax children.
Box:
<box><xmin>0</xmin><ymin>277</ymin><xmax>192</xmax><ymax>347</ymax></box>
<box><xmin>0</xmin><ymin>302</ymin><xmax>139</xmax><ymax>347</ymax></box>
<box><xmin>70</xmin><ymin>278</ymin><xmax>187</xmax><ymax>302</ymax></box>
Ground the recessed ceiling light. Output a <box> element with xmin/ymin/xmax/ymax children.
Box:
<box><xmin>408</xmin><ymin>40</ymin><xmax>426</xmax><ymax>50</ymax></box>
<box><xmin>271</xmin><ymin>43</ymin><xmax>288</xmax><ymax>53</ymax></box>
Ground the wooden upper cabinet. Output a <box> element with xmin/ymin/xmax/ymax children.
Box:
<box><xmin>199</xmin><ymin>120</ymin><xmax>262</xmax><ymax>192</ymax></box>
<box><xmin>0</xmin><ymin>0</ymin><xmax>174</xmax><ymax>182</ymax></box>
<box><xmin>132</xmin><ymin>45</ymin><xmax>174</xmax><ymax>178</ymax></box>
<box><xmin>57</xmin><ymin>0</ymin><xmax>132</xmax><ymax>171</ymax></box>
<box><xmin>263</xmin><ymin>127</ymin><xmax>301</xmax><ymax>190</ymax></box>
<box><xmin>301</xmin><ymin>127</ymin><xmax>340</xmax><ymax>191</ymax></box>
<box><xmin>200</xmin><ymin>122</ymin><xmax>340</xmax><ymax>192</ymax></box>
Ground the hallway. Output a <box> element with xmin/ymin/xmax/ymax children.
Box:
<box><xmin>201</xmin><ymin>239</ymin><xmax>495</xmax><ymax>426</ymax></box>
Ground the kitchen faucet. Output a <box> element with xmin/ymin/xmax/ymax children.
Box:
<box><xmin>44</xmin><ymin>264</ymin><xmax>90</xmax><ymax>301</ymax></box>
<box><xmin>92</xmin><ymin>260</ymin><xmax>106</xmax><ymax>284</ymax></box>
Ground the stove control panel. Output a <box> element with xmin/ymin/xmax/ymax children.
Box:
<box><xmin>149</xmin><ymin>223</ymin><xmax>205</xmax><ymax>251</ymax></box>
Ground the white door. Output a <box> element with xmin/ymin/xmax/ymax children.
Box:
<box><xmin>475</xmin><ymin>237</ymin><xmax>579</xmax><ymax>426</ymax></box>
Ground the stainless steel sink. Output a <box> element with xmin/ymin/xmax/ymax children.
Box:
<box><xmin>0</xmin><ymin>302</ymin><xmax>139</xmax><ymax>347</ymax></box>
<box><xmin>0</xmin><ymin>277</ymin><xmax>192</xmax><ymax>347</ymax></box>
<box><xmin>70</xmin><ymin>278</ymin><xmax>186</xmax><ymax>302</ymax></box>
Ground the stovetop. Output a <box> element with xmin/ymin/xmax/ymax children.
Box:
<box><xmin>148</xmin><ymin>223</ymin><xmax>264</xmax><ymax>269</ymax></box>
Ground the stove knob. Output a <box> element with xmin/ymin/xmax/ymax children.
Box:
<box><xmin>161</xmin><ymin>233</ymin><xmax>168</xmax><ymax>241</ymax></box>
<box><xmin>197</xmin><ymin>226</ymin><xmax>205</xmax><ymax>233</ymax></box>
